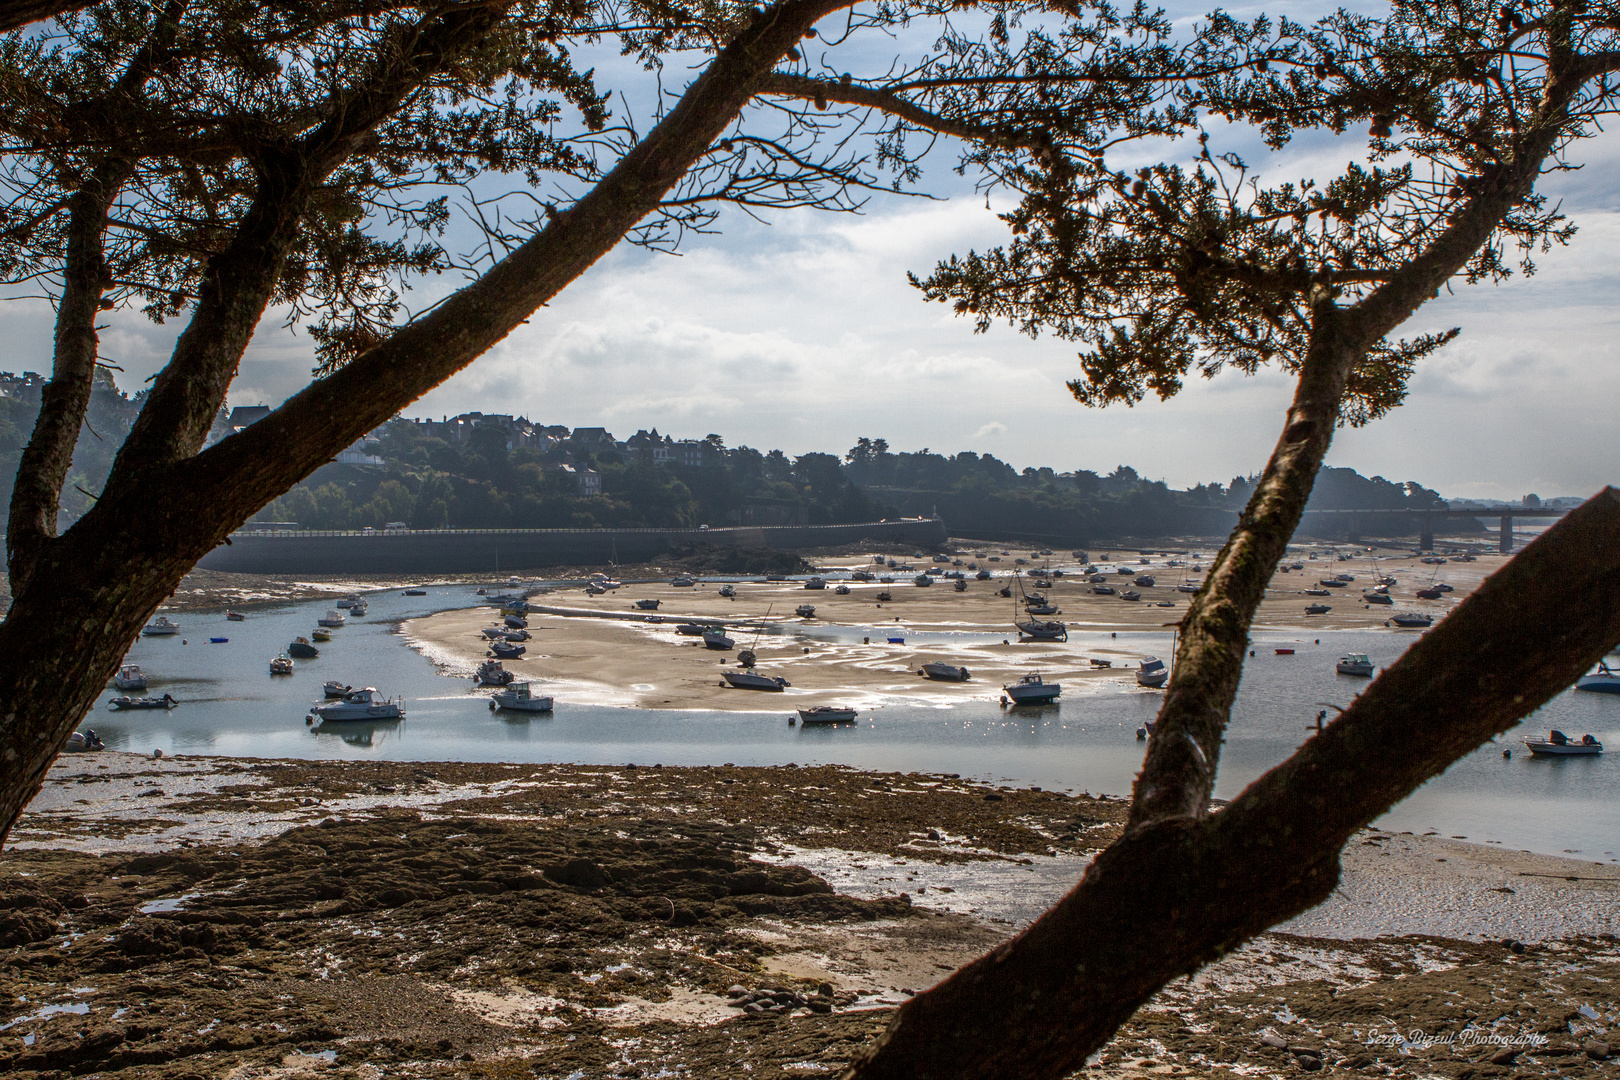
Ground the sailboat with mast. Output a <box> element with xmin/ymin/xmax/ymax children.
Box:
<box><xmin>1012</xmin><ymin>571</ymin><xmax>1067</xmax><ymax>641</ymax></box>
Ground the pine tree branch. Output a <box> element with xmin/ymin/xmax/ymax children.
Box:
<box><xmin>0</xmin><ymin>0</ymin><xmax>94</xmax><ymax>33</ymax></box>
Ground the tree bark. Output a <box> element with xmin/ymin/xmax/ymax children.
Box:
<box><xmin>5</xmin><ymin>160</ymin><xmax>129</xmax><ymax>593</ymax></box>
<box><xmin>843</xmin><ymin>489</ymin><xmax>1620</xmax><ymax>1080</ymax></box>
<box><xmin>0</xmin><ymin>0</ymin><xmax>856</xmax><ymax>845</ymax></box>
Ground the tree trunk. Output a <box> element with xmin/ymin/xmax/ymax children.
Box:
<box><xmin>843</xmin><ymin>489</ymin><xmax>1620</xmax><ymax>1080</ymax></box>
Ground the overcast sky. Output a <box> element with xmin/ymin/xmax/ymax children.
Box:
<box><xmin>6</xmin><ymin>3</ymin><xmax>1617</xmax><ymax>502</ymax></box>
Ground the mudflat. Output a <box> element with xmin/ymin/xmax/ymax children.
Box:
<box><xmin>5</xmin><ymin>752</ymin><xmax>1617</xmax><ymax>1080</ymax></box>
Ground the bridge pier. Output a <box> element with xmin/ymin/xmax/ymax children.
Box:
<box><xmin>1419</xmin><ymin>511</ymin><xmax>1434</xmax><ymax>551</ymax></box>
<box><xmin>1499</xmin><ymin>514</ymin><xmax>1513</xmax><ymax>553</ymax></box>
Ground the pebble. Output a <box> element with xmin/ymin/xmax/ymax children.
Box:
<box><xmin>1294</xmin><ymin>1053</ymin><xmax>1323</xmax><ymax>1071</ymax></box>
<box><xmin>1586</xmin><ymin>1041</ymin><xmax>1611</xmax><ymax>1061</ymax></box>
<box><xmin>1259</xmin><ymin>1032</ymin><xmax>1289</xmax><ymax>1050</ymax></box>
<box><xmin>1490</xmin><ymin>1048</ymin><xmax>1520</xmax><ymax>1066</ymax></box>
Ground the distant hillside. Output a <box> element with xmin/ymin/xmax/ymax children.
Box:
<box><xmin>247</xmin><ymin>423</ymin><xmax>1469</xmax><ymax>544</ymax></box>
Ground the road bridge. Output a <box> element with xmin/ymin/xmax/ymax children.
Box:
<box><xmin>1300</xmin><ymin>506</ymin><xmax>1570</xmax><ymax>552</ymax></box>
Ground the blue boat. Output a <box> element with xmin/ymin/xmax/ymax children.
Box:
<box><xmin>1576</xmin><ymin>661</ymin><xmax>1620</xmax><ymax>694</ymax></box>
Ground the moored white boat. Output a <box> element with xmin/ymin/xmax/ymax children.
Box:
<box><xmin>142</xmin><ymin>616</ymin><xmax>180</xmax><ymax>636</ymax></box>
<box><xmin>113</xmin><ymin>664</ymin><xmax>147</xmax><ymax>691</ymax></box>
<box><xmin>309</xmin><ymin>687</ymin><xmax>405</xmax><ymax>723</ymax></box>
<box><xmin>269</xmin><ymin>654</ymin><xmax>294</xmax><ymax>675</ymax></box>
<box><xmin>723</xmin><ymin>670</ymin><xmax>789</xmax><ymax>691</ymax></box>
<box><xmin>919</xmin><ymin>662</ymin><xmax>970</xmax><ymax>682</ymax></box>
<box><xmin>797</xmin><ymin>706</ymin><xmax>857</xmax><ymax>724</ymax></box>
<box><xmin>1336</xmin><ymin>653</ymin><xmax>1374</xmax><ymax>676</ymax></box>
<box><xmin>317</xmin><ymin>609</ymin><xmax>346</xmax><ymax>628</ymax></box>
<box><xmin>1135</xmin><ymin>657</ymin><xmax>1168</xmax><ymax>688</ymax></box>
<box><xmin>490</xmin><ymin>682</ymin><xmax>553</xmax><ymax>713</ymax></box>
<box><xmin>703</xmin><ymin>628</ymin><xmax>735</xmax><ymax>650</ymax></box>
<box><xmin>110</xmin><ymin>693</ymin><xmax>177</xmax><ymax>710</ymax></box>
<box><xmin>323</xmin><ymin>681</ymin><xmax>351</xmax><ymax>698</ymax></box>
<box><xmin>1389</xmin><ymin>613</ymin><xmax>1433</xmax><ymax>628</ymax></box>
<box><xmin>1003</xmin><ymin>673</ymin><xmax>1061</xmax><ymax>704</ymax></box>
<box><xmin>1523</xmin><ymin>730</ymin><xmax>1602</xmax><ymax>755</ymax></box>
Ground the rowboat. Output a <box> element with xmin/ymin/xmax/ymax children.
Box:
<box><xmin>797</xmin><ymin>706</ymin><xmax>857</xmax><ymax>724</ymax></box>
<box><xmin>919</xmin><ymin>662</ymin><xmax>970</xmax><ymax>682</ymax></box>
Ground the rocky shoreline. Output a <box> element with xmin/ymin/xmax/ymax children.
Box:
<box><xmin>4</xmin><ymin>754</ymin><xmax>1617</xmax><ymax>1079</ymax></box>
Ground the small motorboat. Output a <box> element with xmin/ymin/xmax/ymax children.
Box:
<box><xmin>491</xmin><ymin>640</ymin><xmax>526</xmax><ymax>659</ymax></box>
<box><xmin>477</xmin><ymin>659</ymin><xmax>515</xmax><ymax>686</ymax></box>
<box><xmin>404</xmin><ymin>588</ymin><xmax>428</xmax><ymax>596</ymax></box>
<box><xmin>142</xmin><ymin>616</ymin><xmax>180</xmax><ymax>636</ymax></box>
<box><xmin>483</xmin><ymin>625</ymin><xmax>510</xmax><ymax>640</ymax></box>
<box><xmin>1390</xmin><ymin>613</ymin><xmax>1434</xmax><ymax>628</ymax></box>
<box><xmin>349</xmin><ymin>600</ymin><xmax>368</xmax><ymax>616</ymax></box>
<box><xmin>953</xmin><ymin>578</ymin><xmax>968</xmax><ymax>592</ymax></box>
<box><xmin>1119</xmin><ymin>590</ymin><xmax>1142</xmax><ymax>602</ymax></box>
<box><xmin>323</xmin><ymin>681</ymin><xmax>352</xmax><ymax>698</ymax></box>
<box><xmin>269</xmin><ymin>654</ymin><xmax>295</xmax><ymax>675</ymax></box>
<box><xmin>836</xmin><ymin>584</ymin><xmax>852</xmax><ymax>595</ymax></box>
<box><xmin>881</xmin><ymin>575</ymin><xmax>896</xmax><ymax>584</ymax></box>
<box><xmin>1134</xmin><ymin>575</ymin><xmax>1155</xmax><ymax>587</ymax></box>
<box><xmin>914</xmin><ymin>574</ymin><xmax>933</xmax><ymax>587</ymax></box>
<box><xmin>718</xmin><ymin>584</ymin><xmax>737</xmax><ymax>597</ymax></box>
<box><xmin>919</xmin><ymin>662</ymin><xmax>970</xmax><ymax>682</ymax></box>
<box><xmin>209</xmin><ymin>636</ymin><xmax>228</xmax><ymax>644</ymax></box>
<box><xmin>1318</xmin><ymin>579</ymin><xmax>1346</xmax><ymax>588</ymax></box>
<box><xmin>1304</xmin><ymin>588</ymin><xmax>1333</xmax><ymax>597</ymax></box>
<box><xmin>1003</xmin><ymin>673</ymin><xmax>1061</xmax><ymax>704</ymax></box>
<box><xmin>503</xmin><ymin>628</ymin><xmax>531</xmax><ymax>642</ymax></box>
<box><xmin>586</xmin><ymin>583</ymin><xmax>606</xmax><ymax>595</ymax></box>
<box><xmin>1026</xmin><ymin>603</ymin><xmax>1060</xmax><ymax>615</ymax></box>
<box><xmin>1177</xmin><ymin>582</ymin><xmax>1201</xmax><ymax>594</ymax></box>
<box><xmin>311</xmin><ymin>627</ymin><xmax>331</xmax><ymax>642</ymax></box>
<box><xmin>1575</xmin><ymin>661</ymin><xmax>1620</xmax><ymax>694</ymax></box>
<box><xmin>1336</xmin><ymin>653</ymin><xmax>1374</xmax><ymax>676</ymax></box>
<box><xmin>1275</xmin><ymin>648</ymin><xmax>1294</xmax><ymax>655</ymax></box>
<box><xmin>288</xmin><ymin>637</ymin><xmax>319</xmax><ymax>658</ymax></box>
<box><xmin>490</xmin><ymin>682</ymin><xmax>553</xmax><ymax>713</ymax></box>
<box><xmin>1305</xmin><ymin>603</ymin><xmax>1332</xmax><ymax>615</ymax></box>
<box><xmin>1016</xmin><ymin>619</ymin><xmax>1068</xmax><ymax>641</ymax></box>
<box><xmin>1364</xmin><ymin>592</ymin><xmax>1393</xmax><ymax>605</ymax></box>
<box><xmin>635</xmin><ymin>599</ymin><xmax>661</xmax><ymax>610</ymax></box>
<box><xmin>976</xmin><ymin>569</ymin><xmax>992</xmax><ymax>580</ymax></box>
<box><xmin>317</xmin><ymin>610</ymin><xmax>346</xmax><ymax>628</ymax></box>
<box><xmin>1523</xmin><ymin>730</ymin><xmax>1602</xmax><ymax>755</ymax></box>
<box><xmin>805</xmin><ymin>577</ymin><xmax>826</xmax><ymax>590</ymax></box>
<box><xmin>504</xmin><ymin>613</ymin><xmax>529</xmax><ymax>630</ymax></box>
<box><xmin>226</xmin><ymin>611</ymin><xmax>246</xmax><ymax>622</ymax></box>
<box><xmin>1416</xmin><ymin>588</ymin><xmax>1442</xmax><ymax>600</ymax></box>
<box><xmin>336</xmin><ymin>595</ymin><xmax>359</xmax><ymax>609</ymax></box>
<box><xmin>309</xmin><ymin>687</ymin><xmax>405</xmax><ymax>723</ymax></box>
<box><xmin>795</xmin><ymin>604</ymin><xmax>817</xmax><ymax>618</ymax></box>
<box><xmin>797</xmin><ymin>706</ymin><xmax>857</xmax><ymax>724</ymax></box>
<box><xmin>1135</xmin><ymin>657</ymin><xmax>1168</xmax><ymax>688</ymax></box>
<box><xmin>875</xmin><ymin>591</ymin><xmax>893</xmax><ymax>602</ymax></box>
<box><xmin>1092</xmin><ymin>584</ymin><xmax>1116</xmax><ymax>595</ymax></box>
<box><xmin>703</xmin><ymin>628</ymin><xmax>735</xmax><ymax>650</ymax></box>
<box><xmin>675</xmin><ymin>623</ymin><xmax>707</xmax><ymax>636</ymax></box>
<box><xmin>113</xmin><ymin>664</ymin><xmax>147</xmax><ymax>691</ymax></box>
<box><xmin>672</xmin><ymin>575</ymin><xmax>697</xmax><ymax>587</ymax></box>
<box><xmin>1434</xmin><ymin>582</ymin><xmax>1454</xmax><ymax>592</ymax></box>
<box><xmin>111</xmin><ymin>693</ymin><xmax>177</xmax><ymax>710</ymax></box>
<box><xmin>723</xmin><ymin>670</ymin><xmax>790</xmax><ymax>691</ymax></box>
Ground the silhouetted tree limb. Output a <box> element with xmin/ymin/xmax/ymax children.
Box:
<box><xmin>0</xmin><ymin>0</ymin><xmax>94</xmax><ymax>33</ymax></box>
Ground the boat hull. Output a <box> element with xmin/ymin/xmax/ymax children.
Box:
<box><xmin>920</xmin><ymin>663</ymin><xmax>970</xmax><ymax>682</ymax></box>
<box><xmin>797</xmin><ymin>708</ymin><xmax>856</xmax><ymax>723</ymax></box>
<box><xmin>492</xmin><ymin>694</ymin><xmax>553</xmax><ymax>712</ymax></box>
<box><xmin>1005</xmin><ymin>684</ymin><xmax>1061</xmax><ymax>704</ymax></box>
<box><xmin>1575</xmin><ymin>676</ymin><xmax>1620</xmax><ymax>694</ymax></box>
<box><xmin>723</xmin><ymin>671</ymin><xmax>788</xmax><ymax>691</ymax></box>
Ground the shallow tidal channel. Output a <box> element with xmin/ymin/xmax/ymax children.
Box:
<box><xmin>89</xmin><ymin>587</ymin><xmax>1620</xmax><ymax>861</ymax></box>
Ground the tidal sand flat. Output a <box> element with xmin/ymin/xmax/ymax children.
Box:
<box><xmin>403</xmin><ymin>549</ymin><xmax>1508</xmax><ymax>711</ymax></box>
<box><xmin>5</xmin><ymin>753</ymin><xmax>1616</xmax><ymax>1079</ymax></box>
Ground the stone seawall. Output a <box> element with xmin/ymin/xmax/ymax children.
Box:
<box><xmin>196</xmin><ymin>519</ymin><xmax>949</xmax><ymax>574</ymax></box>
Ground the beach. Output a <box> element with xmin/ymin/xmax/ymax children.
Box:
<box><xmin>4</xmin><ymin>752</ymin><xmax>1616</xmax><ymax>1079</ymax></box>
<box><xmin>402</xmin><ymin>546</ymin><xmax>1507</xmax><ymax>710</ymax></box>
